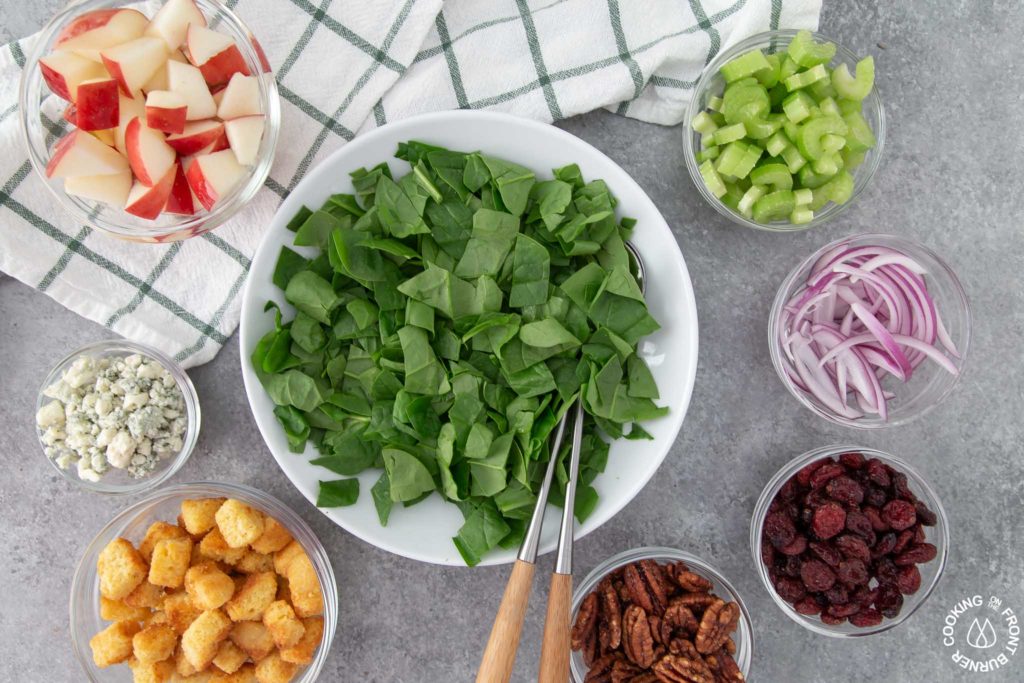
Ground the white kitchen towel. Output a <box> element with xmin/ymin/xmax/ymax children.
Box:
<box><xmin>0</xmin><ymin>0</ymin><xmax>821</xmax><ymax>367</ymax></box>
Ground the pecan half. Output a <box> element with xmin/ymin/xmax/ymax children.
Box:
<box><xmin>652</xmin><ymin>653</ymin><xmax>715</xmax><ymax>683</ymax></box>
<box><xmin>584</xmin><ymin>654</ymin><xmax>618</xmax><ymax>683</ymax></box>
<box><xmin>624</xmin><ymin>564</ymin><xmax>656</xmax><ymax>614</ymax></box>
<box><xmin>632</xmin><ymin>673</ymin><xmax>661</xmax><ymax>683</ymax></box>
<box><xmin>601</xmin><ymin>577</ymin><xmax>623</xmax><ymax>649</ymax></box>
<box><xmin>695</xmin><ymin>601</ymin><xmax>740</xmax><ymax>655</ymax></box>
<box><xmin>672</xmin><ymin>568</ymin><xmax>714</xmax><ymax>594</ymax></box>
<box><xmin>648</xmin><ymin>614</ymin><xmax>663</xmax><ymax>644</ymax></box>
<box><xmin>704</xmin><ymin>648</ymin><xmax>745</xmax><ymax>682</ymax></box>
<box><xmin>599</xmin><ymin>620</ymin><xmax>612</xmax><ymax>656</ymax></box>
<box><xmin>622</xmin><ymin>605</ymin><xmax>656</xmax><ymax>668</ymax></box>
<box><xmin>573</xmin><ymin>592</ymin><xmax>600</xmax><ymax>650</ymax></box>
<box><xmin>611</xmin><ymin>658</ymin><xmax>642</xmax><ymax>683</ymax></box>
<box><xmin>661</xmin><ymin>602</ymin><xmax>699</xmax><ymax>643</ymax></box>
<box><xmin>583</xmin><ymin>622</ymin><xmax>601</xmax><ymax>666</ymax></box>
<box><xmin>639</xmin><ymin>560</ymin><xmax>671</xmax><ymax>613</ymax></box>
<box><xmin>670</xmin><ymin>593</ymin><xmax>719</xmax><ymax>616</ymax></box>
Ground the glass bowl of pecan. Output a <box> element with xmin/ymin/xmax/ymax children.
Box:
<box><xmin>751</xmin><ymin>445</ymin><xmax>949</xmax><ymax>637</ymax></box>
<box><xmin>569</xmin><ymin>547</ymin><xmax>753</xmax><ymax>682</ymax></box>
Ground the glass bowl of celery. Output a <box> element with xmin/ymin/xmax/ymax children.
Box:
<box><xmin>683</xmin><ymin>30</ymin><xmax>885</xmax><ymax>232</ymax></box>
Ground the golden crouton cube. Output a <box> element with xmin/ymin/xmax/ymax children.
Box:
<box><xmin>212</xmin><ymin>639</ymin><xmax>248</xmax><ymax>674</ymax></box>
<box><xmin>90</xmin><ymin>620</ymin><xmax>141</xmax><ymax>668</ymax></box>
<box><xmin>142</xmin><ymin>610</ymin><xmax>170</xmax><ymax>629</ymax></box>
<box><xmin>226</xmin><ymin>572</ymin><xmax>277</xmax><ymax>622</ymax></box>
<box><xmin>98</xmin><ymin>538</ymin><xmax>149</xmax><ymax>600</ymax></box>
<box><xmin>179</xmin><ymin>672</ymin><xmax>215</xmax><ymax>683</ymax></box>
<box><xmin>124</xmin><ymin>580</ymin><xmax>167</xmax><ymax>609</ymax></box>
<box><xmin>211</xmin><ymin>663</ymin><xmax>257</xmax><ymax>683</ymax></box>
<box><xmin>250</xmin><ymin>517</ymin><xmax>293</xmax><ymax>555</ymax></box>
<box><xmin>174</xmin><ymin>643</ymin><xmax>199</xmax><ymax>677</ymax></box>
<box><xmin>215</xmin><ymin>499</ymin><xmax>265</xmax><ymax>548</ymax></box>
<box><xmin>100</xmin><ymin>596</ymin><xmax>151</xmax><ymax>623</ymax></box>
<box><xmin>164</xmin><ymin>591</ymin><xmax>202</xmax><ymax>634</ymax></box>
<box><xmin>271</xmin><ymin>541</ymin><xmax>303</xmax><ymax>576</ymax></box>
<box><xmin>128</xmin><ymin>657</ymin><xmax>175</xmax><ymax>683</ymax></box>
<box><xmin>229</xmin><ymin>621</ymin><xmax>275</xmax><ymax>662</ymax></box>
<box><xmin>285</xmin><ymin>554</ymin><xmax>323</xmax><ymax>618</ymax></box>
<box><xmin>149</xmin><ymin>537</ymin><xmax>193</xmax><ymax>588</ymax></box>
<box><xmin>139</xmin><ymin>521</ymin><xmax>189</xmax><ymax>562</ymax></box>
<box><xmin>133</xmin><ymin>623</ymin><xmax>177</xmax><ymax>664</ymax></box>
<box><xmin>279</xmin><ymin>617</ymin><xmax>323</xmax><ymax>665</ymax></box>
<box><xmin>181</xmin><ymin>609</ymin><xmax>232</xmax><ymax>670</ymax></box>
<box><xmin>235</xmin><ymin>550</ymin><xmax>275</xmax><ymax>574</ymax></box>
<box><xmin>199</xmin><ymin>528</ymin><xmax>247</xmax><ymax>565</ymax></box>
<box><xmin>254</xmin><ymin>652</ymin><xmax>297</xmax><ymax>683</ymax></box>
<box><xmin>185</xmin><ymin>562</ymin><xmax>236</xmax><ymax>611</ymax></box>
<box><xmin>180</xmin><ymin>498</ymin><xmax>227</xmax><ymax>536</ymax></box>
<box><xmin>262</xmin><ymin>600</ymin><xmax>304</xmax><ymax>649</ymax></box>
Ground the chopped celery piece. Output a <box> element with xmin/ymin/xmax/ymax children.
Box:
<box><xmin>781</xmin><ymin>144</ymin><xmax>807</xmax><ymax>173</ymax></box>
<box><xmin>755</xmin><ymin>53</ymin><xmax>782</xmax><ymax>88</ymax></box>
<box><xmin>790</xmin><ymin>207</ymin><xmax>815</xmax><ymax>224</ymax></box>
<box><xmin>796</xmin><ymin>115</ymin><xmax>849</xmax><ymax>160</ymax></box>
<box><xmin>699</xmin><ymin>159</ymin><xmax>727</xmax><ymax>198</ymax></box>
<box><xmin>811</xmin><ymin>152</ymin><xmax>840</xmax><ymax>176</ymax></box>
<box><xmin>779</xmin><ymin>55</ymin><xmax>800</xmax><ymax>80</ymax></box>
<box><xmin>707</xmin><ymin>95</ymin><xmax>724</xmax><ymax>112</ymax></box>
<box><xmin>742</xmin><ymin>114</ymin><xmax>781</xmax><ymax>140</ymax></box>
<box><xmin>832</xmin><ymin>56</ymin><xmax>875</xmax><ymax>101</ymax></box>
<box><xmin>722</xmin><ymin>83</ymin><xmax>770</xmax><ymax>124</ymax></box>
<box><xmin>822</xmin><ymin>134</ymin><xmax>846</xmax><ymax>154</ymax></box>
<box><xmin>818</xmin><ymin>96</ymin><xmax>841</xmax><ymax>117</ymax></box>
<box><xmin>735</xmin><ymin>145</ymin><xmax>763</xmax><ymax>179</ymax></box>
<box><xmin>842</xmin><ymin>149</ymin><xmax>866</xmax><ymax>169</ymax></box>
<box><xmin>720</xmin><ymin>182</ymin><xmax>745</xmax><ymax>210</ymax></box>
<box><xmin>752</xmin><ymin>189</ymin><xmax>796</xmax><ymax>223</ymax></box>
<box><xmin>712</xmin><ymin>122</ymin><xmax>747</xmax><ymax>145</ymax></box>
<box><xmin>797</xmin><ymin>165</ymin><xmax>832</xmax><ymax>189</ymax></box>
<box><xmin>842</xmin><ymin>111</ymin><xmax>877</xmax><ymax>152</ymax></box>
<box><xmin>691</xmin><ymin>111</ymin><xmax>720</xmax><ymax>135</ymax></box>
<box><xmin>787</xmin><ymin>30</ymin><xmax>837</xmax><ymax>68</ymax></box>
<box><xmin>782</xmin><ymin>91</ymin><xmax>816</xmax><ymax>123</ymax></box>
<box><xmin>720</xmin><ymin>48</ymin><xmax>772</xmax><ymax>83</ymax></box>
<box><xmin>784</xmin><ymin>63</ymin><xmax>828</xmax><ymax>92</ymax></box>
<box><xmin>808</xmin><ymin>187</ymin><xmax>831</xmax><ymax>210</ymax></box>
<box><xmin>783</xmin><ymin>120</ymin><xmax>801</xmax><ymax>143</ymax></box>
<box><xmin>696</xmin><ymin>146</ymin><xmax>720</xmax><ymax>162</ymax></box>
<box><xmin>823</xmin><ymin>170</ymin><xmax>855</xmax><ymax>204</ymax></box>
<box><xmin>793</xmin><ymin>188</ymin><xmax>813</xmax><ymax>205</ymax></box>
<box><xmin>709</xmin><ymin>111</ymin><xmax>727</xmax><ymax>127</ymax></box>
<box><xmin>715</xmin><ymin>142</ymin><xmax>749</xmax><ymax>176</ymax></box>
<box><xmin>737</xmin><ymin>185</ymin><xmax>766</xmax><ymax>217</ymax></box>
<box><xmin>750</xmin><ymin>163</ymin><xmax>794</xmax><ymax>190</ymax></box>
<box><xmin>765</xmin><ymin>131</ymin><xmax>790</xmax><ymax>157</ymax></box>
<box><xmin>837</xmin><ymin>98</ymin><xmax>862</xmax><ymax>115</ymax></box>
<box><xmin>808</xmin><ymin>78</ymin><xmax>837</xmax><ymax>101</ymax></box>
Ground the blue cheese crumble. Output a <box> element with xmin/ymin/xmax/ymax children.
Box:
<box><xmin>36</xmin><ymin>353</ymin><xmax>187</xmax><ymax>481</ymax></box>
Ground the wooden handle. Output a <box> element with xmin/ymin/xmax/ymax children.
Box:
<box><xmin>538</xmin><ymin>572</ymin><xmax>573</xmax><ymax>683</ymax></box>
<box><xmin>476</xmin><ymin>559</ymin><xmax>536</xmax><ymax>683</ymax></box>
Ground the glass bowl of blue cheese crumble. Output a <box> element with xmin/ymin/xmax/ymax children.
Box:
<box><xmin>35</xmin><ymin>340</ymin><xmax>200</xmax><ymax>494</ymax></box>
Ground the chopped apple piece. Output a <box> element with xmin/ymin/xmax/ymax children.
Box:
<box><xmin>100</xmin><ymin>37</ymin><xmax>169</xmax><ymax>97</ymax></box>
<box><xmin>216</xmin><ymin>73</ymin><xmax>260</xmax><ymax>119</ymax></box>
<box><xmin>125</xmin><ymin>117</ymin><xmax>177</xmax><ymax>186</ymax></box>
<box><xmin>46</xmin><ymin>130</ymin><xmax>129</xmax><ymax>178</ymax></box>
<box><xmin>185</xmin><ymin>149</ymin><xmax>246</xmax><ymax>210</ymax></box>
<box><xmin>64</xmin><ymin>169</ymin><xmax>132</xmax><ymax>206</ymax></box>
<box><xmin>186</xmin><ymin>25</ymin><xmax>250</xmax><ymax>86</ymax></box>
<box><xmin>141</xmin><ymin>50</ymin><xmax>188</xmax><ymax>94</ymax></box>
<box><xmin>39</xmin><ymin>51</ymin><xmax>107</xmax><ymax>101</ymax></box>
<box><xmin>62</xmin><ymin>103</ymin><xmax>78</xmax><ymax>126</ymax></box>
<box><xmin>125</xmin><ymin>165</ymin><xmax>176</xmax><ymax>219</ymax></box>
<box><xmin>115</xmin><ymin>94</ymin><xmax>146</xmax><ymax>156</ymax></box>
<box><xmin>164</xmin><ymin>160</ymin><xmax>195</xmax><ymax>215</ymax></box>
<box><xmin>224</xmin><ymin>115</ymin><xmax>264</xmax><ymax>166</ymax></box>
<box><xmin>145</xmin><ymin>90</ymin><xmax>187</xmax><ymax>134</ymax></box>
<box><xmin>167</xmin><ymin>61</ymin><xmax>217</xmax><ymax>120</ymax></box>
<box><xmin>74</xmin><ymin>78</ymin><xmax>119</xmax><ymax>130</ymax></box>
<box><xmin>165</xmin><ymin>119</ymin><xmax>224</xmax><ymax>155</ymax></box>
<box><xmin>145</xmin><ymin>0</ymin><xmax>207</xmax><ymax>50</ymax></box>
<box><xmin>55</xmin><ymin>8</ymin><xmax>148</xmax><ymax>62</ymax></box>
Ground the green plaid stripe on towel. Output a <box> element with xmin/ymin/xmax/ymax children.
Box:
<box><xmin>0</xmin><ymin>0</ymin><xmax>820</xmax><ymax>368</ymax></box>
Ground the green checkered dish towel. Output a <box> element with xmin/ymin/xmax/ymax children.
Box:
<box><xmin>0</xmin><ymin>0</ymin><xmax>821</xmax><ymax>368</ymax></box>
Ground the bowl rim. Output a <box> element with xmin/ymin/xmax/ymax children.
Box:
<box><xmin>35</xmin><ymin>338</ymin><xmax>201</xmax><ymax>495</ymax></box>
<box><xmin>766</xmin><ymin>232</ymin><xmax>972</xmax><ymax>429</ymax></box>
<box><xmin>569</xmin><ymin>546</ymin><xmax>754</xmax><ymax>681</ymax></box>
<box><xmin>68</xmin><ymin>480</ymin><xmax>338</xmax><ymax>682</ymax></box>
<box><xmin>749</xmin><ymin>444</ymin><xmax>950</xmax><ymax>638</ymax></box>
<box><xmin>18</xmin><ymin>0</ymin><xmax>281</xmax><ymax>242</ymax></box>
<box><xmin>682</xmin><ymin>28</ymin><xmax>887</xmax><ymax>232</ymax></box>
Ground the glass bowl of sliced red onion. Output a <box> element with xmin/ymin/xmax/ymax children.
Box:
<box><xmin>768</xmin><ymin>233</ymin><xmax>970</xmax><ymax>428</ymax></box>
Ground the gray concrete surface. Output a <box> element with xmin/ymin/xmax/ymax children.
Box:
<box><xmin>2</xmin><ymin>1</ymin><xmax>1023</xmax><ymax>681</ymax></box>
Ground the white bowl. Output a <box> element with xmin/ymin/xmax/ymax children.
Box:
<box><xmin>239</xmin><ymin>110</ymin><xmax>699</xmax><ymax>566</ymax></box>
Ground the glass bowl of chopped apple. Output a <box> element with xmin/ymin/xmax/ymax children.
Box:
<box><xmin>36</xmin><ymin>339</ymin><xmax>200</xmax><ymax>494</ymax></box>
<box><xmin>19</xmin><ymin>0</ymin><xmax>280</xmax><ymax>243</ymax></box>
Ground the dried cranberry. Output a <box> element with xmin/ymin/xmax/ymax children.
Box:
<box><xmin>914</xmin><ymin>524</ymin><xmax>927</xmax><ymax>544</ymax></box>
<box><xmin>764</xmin><ymin>511</ymin><xmax>797</xmax><ymax>550</ymax></box>
<box><xmin>779</xmin><ymin>535</ymin><xmax>808</xmax><ymax>556</ymax></box>
<box><xmin>834</xmin><ymin>535</ymin><xmax>871</xmax><ymax>563</ymax></box>
<box><xmin>882</xmin><ymin>500</ymin><xmax>917</xmax><ymax>531</ymax></box>
<box><xmin>796</xmin><ymin>459</ymin><xmax>826</xmax><ymax>487</ymax></box>
<box><xmin>809</xmin><ymin>462</ymin><xmax>845</xmax><ymax>489</ymax></box>
<box><xmin>808</xmin><ymin>541</ymin><xmax>843</xmax><ymax>567</ymax></box>
<box><xmin>793</xmin><ymin>597</ymin><xmax>822</xmax><ymax>615</ymax></box>
<box><xmin>820</xmin><ymin>612</ymin><xmax>847</xmax><ymax>626</ymax></box>
<box><xmin>864</xmin><ymin>485</ymin><xmax>889</xmax><ymax>508</ymax></box>
<box><xmin>873</xmin><ymin>533</ymin><xmax>898</xmax><ymax>559</ymax></box>
<box><xmin>837</xmin><ymin>559</ymin><xmax>869</xmax><ymax>587</ymax></box>
<box><xmin>774</xmin><ymin>576</ymin><xmax>807</xmax><ymax>603</ymax></box>
<box><xmin>866</xmin><ymin>458</ymin><xmax>891</xmax><ymax>487</ymax></box>
<box><xmin>897</xmin><ymin>565</ymin><xmax>922</xmax><ymax>594</ymax></box>
<box><xmin>876</xmin><ymin>558</ymin><xmax>899</xmax><ymax>585</ymax></box>
<box><xmin>827</xmin><ymin>602</ymin><xmax>861</xmax><ymax>618</ymax></box>
<box><xmin>778</xmin><ymin>478</ymin><xmax>800</xmax><ymax>502</ymax></box>
<box><xmin>863</xmin><ymin>506</ymin><xmax>889</xmax><ymax>532</ymax></box>
<box><xmin>812</xmin><ymin>503</ymin><xmax>847</xmax><ymax>540</ymax></box>
<box><xmin>783</xmin><ymin>555</ymin><xmax>804</xmax><ymax>578</ymax></box>
<box><xmin>760</xmin><ymin>539</ymin><xmax>776</xmax><ymax>568</ymax></box>
<box><xmin>893</xmin><ymin>529</ymin><xmax>915</xmax><ymax>554</ymax></box>
<box><xmin>805</xmin><ymin>488</ymin><xmax>831</xmax><ymax>509</ymax></box>
<box><xmin>876</xmin><ymin>586</ymin><xmax>904</xmax><ymax>618</ymax></box>
<box><xmin>826</xmin><ymin>476</ymin><xmax>865</xmax><ymax>506</ymax></box>
<box><xmin>839</xmin><ymin>452</ymin><xmax>866</xmax><ymax>469</ymax></box>
<box><xmin>895</xmin><ymin>543</ymin><xmax>938</xmax><ymax>566</ymax></box>
<box><xmin>800</xmin><ymin>559</ymin><xmax>837</xmax><ymax>592</ymax></box>
<box><xmin>824</xmin><ymin>584</ymin><xmax>849</xmax><ymax>604</ymax></box>
<box><xmin>891</xmin><ymin>472</ymin><xmax>916</xmax><ymax>502</ymax></box>
<box><xmin>851</xmin><ymin>586</ymin><xmax>879</xmax><ymax>607</ymax></box>
<box><xmin>849</xmin><ymin>608</ymin><xmax>883</xmax><ymax>628</ymax></box>
<box><xmin>845</xmin><ymin>510</ymin><xmax>875</xmax><ymax>543</ymax></box>
<box><xmin>915</xmin><ymin>501</ymin><xmax>938</xmax><ymax>526</ymax></box>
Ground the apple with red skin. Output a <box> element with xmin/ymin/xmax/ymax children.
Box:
<box><xmin>185</xmin><ymin>149</ymin><xmax>245</xmax><ymax>210</ymax></box>
<box><xmin>145</xmin><ymin>90</ymin><xmax>187</xmax><ymax>134</ymax></box>
<box><xmin>64</xmin><ymin>169</ymin><xmax>132</xmax><ymax>206</ymax></box>
<box><xmin>74</xmin><ymin>78</ymin><xmax>120</xmax><ymax>130</ymax></box>
<box><xmin>164</xmin><ymin>159</ymin><xmax>195</xmax><ymax>215</ymax></box>
<box><xmin>167</xmin><ymin>61</ymin><xmax>217</xmax><ymax>120</ymax></box>
<box><xmin>55</xmin><ymin>8</ymin><xmax>148</xmax><ymax>62</ymax></box>
<box><xmin>39</xmin><ymin>51</ymin><xmax>106</xmax><ymax>101</ymax></box>
<box><xmin>125</xmin><ymin>164</ymin><xmax>177</xmax><ymax>219</ymax></box>
<box><xmin>165</xmin><ymin>119</ymin><xmax>225</xmax><ymax>155</ymax></box>
<box><xmin>224</xmin><ymin>114</ymin><xmax>264</xmax><ymax>166</ymax></box>
<box><xmin>186</xmin><ymin>25</ymin><xmax>250</xmax><ymax>87</ymax></box>
<box><xmin>46</xmin><ymin>130</ymin><xmax>129</xmax><ymax>178</ymax></box>
<box><xmin>145</xmin><ymin>0</ymin><xmax>206</xmax><ymax>50</ymax></box>
<box><xmin>100</xmin><ymin>36</ymin><xmax>168</xmax><ymax>96</ymax></box>
<box><xmin>125</xmin><ymin>116</ymin><xmax>176</xmax><ymax>186</ymax></box>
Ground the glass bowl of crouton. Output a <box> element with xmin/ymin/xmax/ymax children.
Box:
<box><xmin>70</xmin><ymin>482</ymin><xmax>337</xmax><ymax>682</ymax></box>
<box><xmin>19</xmin><ymin>0</ymin><xmax>280</xmax><ymax>243</ymax></box>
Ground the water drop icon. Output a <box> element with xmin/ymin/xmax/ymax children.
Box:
<box><xmin>966</xmin><ymin>618</ymin><xmax>998</xmax><ymax>650</ymax></box>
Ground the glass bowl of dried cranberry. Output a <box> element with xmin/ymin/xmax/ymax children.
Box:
<box><xmin>569</xmin><ymin>547</ymin><xmax>754</xmax><ymax>682</ymax></box>
<box><xmin>750</xmin><ymin>445</ymin><xmax>948</xmax><ymax>637</ymax></box>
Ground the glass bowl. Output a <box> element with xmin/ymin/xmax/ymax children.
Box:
<box><xmin>19</xmin><ymin>0</ymin><xmax>280</xmax><ymax>243</ymax></box>
<box><xmin>70</xmin><ymin>481</ymin><xmax>338</xmax><ymax>682</ymax></box>
<box><xmin>570</xmin><ymin>547</ymin><xmax>754</xmax><ymax>682</ymax></box>
<box><xmin>683</xmin><ymin>29</ymin><xmax>885</xmax><ymax>232</ymax></box>
<box><xmin>36</xmin><ymin>339</ymin><xmax>200</xmax><ymax>495</ymax></box>
<box><xmin>750</xmin><ymin>445</ymin><xmax>949</xmax><ymax>638</ymax></box>
<box><xmin>768</xmin><ymin>233</ymin><xmax>971</xmax><ymax>428</ymax></box>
